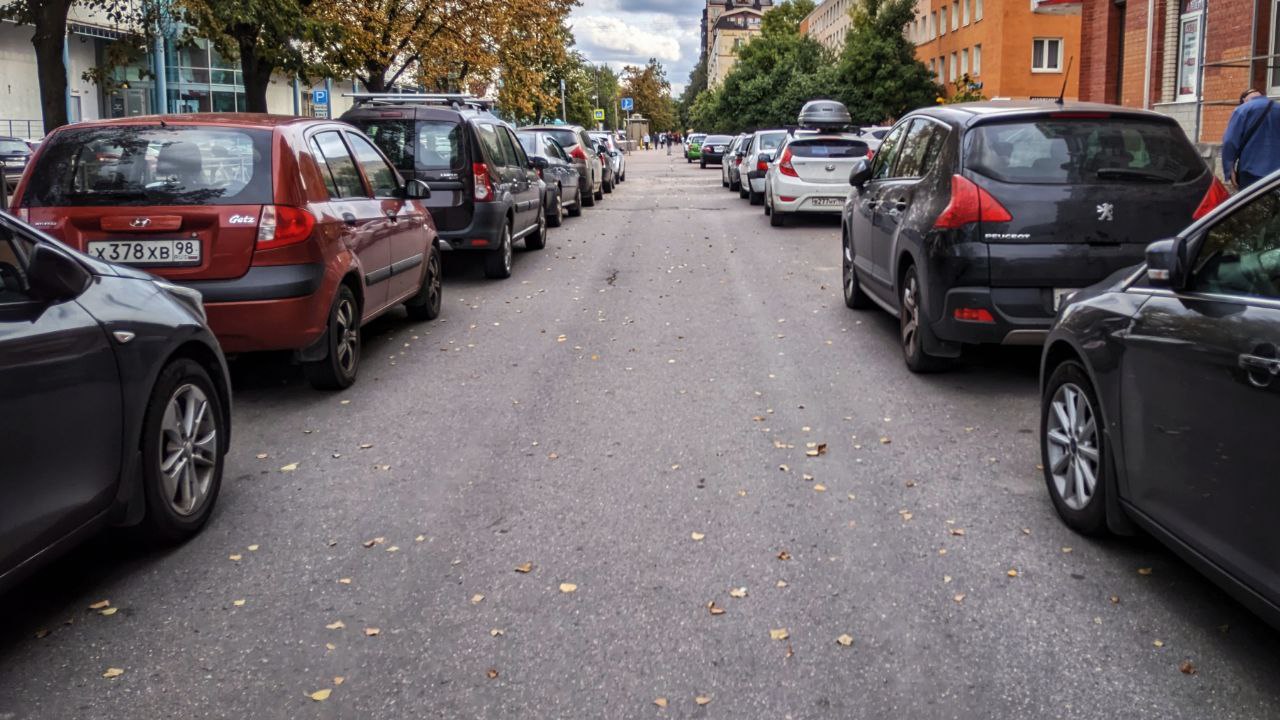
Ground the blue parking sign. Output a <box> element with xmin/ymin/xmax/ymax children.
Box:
<box><xmin>621</xmin><ymin>97</ymin><xmax>633</xmax><ymax>112</ymax></box>
<box><xmin>312</xmin><ymin>89</ymin><xmax>329</xmax><ymax>105</ymax></box>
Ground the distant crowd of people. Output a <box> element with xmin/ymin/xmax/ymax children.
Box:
<box><xmin>633</xmin><ymin>132</ymin><xmax>684</xmax><ymax>153</ymax></box>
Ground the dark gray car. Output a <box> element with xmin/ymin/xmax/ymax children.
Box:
<box><xmin>0</xmin><ymin>212</ymin><xmax>232</xmax><ymax>592</ymax></box>
<box><xmin>0</xmin><ymin>136</ymin><xmax>31</xmax><ymax>192</ymax></box>
<box><xmin>518</xmin><ymin>130</ymin><xmax>583</xmax><ymax>226</ymax></box>
<box><xmin>522</xmin><ymin>124</ymin><xmax>604</xmax><ymax>206</ymax></box>
<box><xmin>1040</xmin><ymin>171</ymin><xmax>1280</xmax><ymax>627</ymax></box>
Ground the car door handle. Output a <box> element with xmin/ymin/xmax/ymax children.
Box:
<box><xmin>1239</xmin><ymin>349</ymin><xmax>1280</xmax><ymax>387</ymax></box>
<box><xmin>384</xmin><ymin>210</ymin><xmax>398</xmax><ymax>222</ymax></box>
<box><xmin>864</xmin><ymin>199</ymin><xmax>879</xmax><ymax>209</ymax></box>
<box><xmin>342</xmin><ymin>212</ymin><xmax>357</xmax><ymax>226</ymax></box>
<box><xmin>891</xmin><ymin>198</ymin><xmax>908</xmax><ymax>211</ymax></box>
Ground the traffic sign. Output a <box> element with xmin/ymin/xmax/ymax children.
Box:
<box><xmin>593</xmin><ymin>108</ymin><xmax>605</xmax><ymax>121</ymax></box>
<box><xmin>312</xmin><ymin>89</ymin><xmax>329</xmax><ymax>105</ymax></box>
<box><xmin>620</xmin><ymin>97</ymin><xmax>634</xmax><ymax>112</ymax></box>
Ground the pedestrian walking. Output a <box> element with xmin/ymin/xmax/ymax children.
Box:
<box><xmin>1222</xmin><ymin>88</ymin><xmax>1280</xmax><ymax>189</ymax></box>
<box><xmin>666</xmin><ymin>131</ymin><xmax>672</xmax><ymax>156</ymax></box>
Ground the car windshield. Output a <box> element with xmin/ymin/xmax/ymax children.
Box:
<box><xmin>351</xmin><ymin>119</ymin><xmax>463</xmax><ymax>173</ymax></box>
<box><xmin>23</xmin><ymin>125</ymin><xmax>272</xmax><ymax>207</ymax></box>
<box><xmin>787</xmin><ymin>138</ymin><xmax>868</xmax><ymax>158</ymax></box>
<box><xmin>704</xmin><ymin>135</ymin><xmax>732</xmax><ymax>145</ymax></box>
<box><xmin>0</xmin><ymin>139</ymin><xmax>28</xmax><ymax>154</ymax></box>
<box><xmin>756</xmin><ymin>132</ymin><xmax>787</xmax><ymax>152</ymax></box>
<box><xmin>967</xmin><ymin>118</ymin><xmax>1204</xmax><ymax>184</ymax></box>
<box><xmin>689</xmin><ymin>135</ymin><xmax>706</xmax><ymax>144</ymax></box>
<box><xmin>543</xmin><ymin>129</ymin><xmax>581</xmax><ymax>151</ymax></box>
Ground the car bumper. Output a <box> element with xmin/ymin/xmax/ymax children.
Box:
<box><xmin>770</xmin><ymin>185</ymin><xmax>848</xmax><ymax>214</ymax></box>
<box><xmin>701</xmin><ymin>152</ymin><xmax>724</xmax><ymax>164</ymax></box>
<box><xmin>437</xmin><ymin>202</ymin><xmax>507</xmax><ymax>251</ymax></box>
<box><xmin>930</xmin><ymin>286</ymin><xmax>1056</xmax><ymax>346</ymax></box>
<box><xmin>180</xmin><ymin>263</ymin><xmax>331</xmax><ymax>353</ymax></box>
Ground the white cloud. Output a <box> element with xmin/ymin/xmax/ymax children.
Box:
<box><xmin>575</xmin><ymin>16</ymin><xmax>683</xmax><ymax>64</ymax></box>
<box><xmin>569</xmin><ymin>0</ymin><xmax>704</xmax><ymax>92</ymax></box>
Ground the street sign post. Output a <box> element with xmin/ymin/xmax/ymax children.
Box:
<box><xmin>312</xmin><ymin>89</ymin><xmax>329</xmax><ymax>105</ymax></box>
<box><xmin>620</xmin><ymin>97</ymin><xmax>633</xmax><ymax>112</ymax></box>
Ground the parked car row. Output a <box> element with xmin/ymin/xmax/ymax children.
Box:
<box><xmin>0</xmin><ymin>95</ymin><xmax>630</xmax><ymax>593</ymax></box>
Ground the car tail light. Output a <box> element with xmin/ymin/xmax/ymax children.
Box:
<box><xmin>569</xmin><ymin>145</ymin><xmax>587</xmax><ymax>161</ymax></box>
<box><xmin>954</xmin><ymin>307</ymin><xmax>996</xmax><ymax>323</ymax></box>
<box><xmin>256</xmin><ymin>205</ymin><xmax>315</xmax><ymax>249</ymax></box>
<box><xmin>933</xmin><ymin>175</ymin><xmax>1012</xmax><ymax>229</ymax></box>
<box><xmin>757</xmin><ymin>159</ymin><xmax>769</xmax><ymax>172</ymax></box>
<box><xmin>1192</xmin><ymin>177</ymin><xmax>1230</xmax><ymax>220</ymax></box>
<box><xmin>473</xmin><ymin>162</ymin><xmax>495</xmax><ymax>202</ymax></box>
<box><xmin>866</xmin><ymin>149</ymin><xmax>875</xmax><ymax>160</ymax></box>
<box><xmin>779</xmin><ymin>148</ymin><xmax>798</xmax><ymax>177</ymax></box>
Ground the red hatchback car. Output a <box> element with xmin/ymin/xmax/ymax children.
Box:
<box><xmin>11</xmin><ymin>114</ymin><xmax>442</xmax><ymax>389</ymax></box>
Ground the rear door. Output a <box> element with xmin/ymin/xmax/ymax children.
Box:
<box><xmin>20</xmin><ymin>124</ymin><xmax>273</xmax><ymax>283</ymax></box>
<box><xmin>875</xmin><ymin>119</ymin><xmax>947</xmax><ymax>278</ymax></box>
<box><xmin>0</xmin><ymin>229</ymin><xmax>120</xmax><ymax>576</ymax></box>
<box><xmin>351</xmin><ymin>116</ymin><xmax>471</xmax><ymax>235</ymax></box>
<box><xmin>1121</xmin><ymin>186</ymin><xmax>1280</xmax><ymax>603</ymax></box>
<box><xmin>308</xmin><ymin>130</ymin><xmax>389</xmax><ymax>313</ymax></box>
<box><xmin>346</xmin><ymin>132</ymin><xmax>428</xmax><ymax>302</ymax></box>
<box><xmin>963</xmin><ymin>114</ymin><xmax>1210</xmax><ymax>293</ymax></box>
<box><xmin>500</xmin><ymin>126</ymin><xmax>540</xmax><ymax>234</ymax></box>
<box><xmin>850</xmin><ymin>121</ymin><xmax>907</xmax><ymax>290</ymax></box>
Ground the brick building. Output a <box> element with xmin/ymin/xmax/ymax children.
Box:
<box><xmin>1078</xmin><ymin>0</ymin><xmax>1267</xmax><ymax>153</ymax></box>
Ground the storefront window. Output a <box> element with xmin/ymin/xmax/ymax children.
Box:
<box><xmin>165</xmin><ymin>37</ymin><xmax>246</xmax><ymax>113</ymax></box>
<box><xmin>1178</xmin><ymin>0</ymin><xmax>1203</xmax><ymax>101</ymax></box>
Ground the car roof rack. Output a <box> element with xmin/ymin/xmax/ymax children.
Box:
<box><xmin>345</xmin><ymin>92</ymin><xmax>497</xmax><ymax>112</ymax></box>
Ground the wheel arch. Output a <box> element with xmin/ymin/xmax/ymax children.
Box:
<box><xmin>163</xmin><ymin>339</ymin><xmax>232</xmax><ymax>445</ymax></box>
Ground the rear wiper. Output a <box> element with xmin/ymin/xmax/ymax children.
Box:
<box><xmin>1094</xmin><ymin>167</ymin><xmax>1175</xmax><ymax>182</ymax></box>
<box><xmin>67</xmin><ymin>189</ymin><xmax>148</xmax><ymax>199</ymax></box>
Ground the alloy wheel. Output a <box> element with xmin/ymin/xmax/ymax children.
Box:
<box><xmin>428</xmin><ymin>250</ymin><xmax>441</xmax><ymax>309</ymax></box>
<box><xmin>335</xmin><ymin>296</ymin><xmax>358</xmax><ymax>375</ymax></box>
<box><xmin>901</xmin><ymin>275</ymin><xmax>920</xmax><ymax>355</ymax></box>
<box><xmin>1046</xmin><ymin>383</ymin><xmax>1101</xmax><ymax>510</ymax></box>
<box><xmin>502</xmin><ymin>227</ymin><xmax>513</xmax><ymax>274</ymax></box>
<box><xmin>159</xmin><ymin>383</ymin><xmax>218</xmax><ymax>517</ymax></box>
<box><xmin>843</xmin><ymin>241</ymin><xmax>855</xmax><ymax>303</ymax></box>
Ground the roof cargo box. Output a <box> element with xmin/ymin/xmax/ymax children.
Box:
<box><xmin>798</xmin><ymin>100</ymin><xmax>852</xmax><ymax>129</ymax></box>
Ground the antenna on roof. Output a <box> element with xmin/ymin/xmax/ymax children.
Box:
<box><xmin>1055</xmin><ymin>56</ymin><xmax>1075</xmax><ymax>106</ymax></box>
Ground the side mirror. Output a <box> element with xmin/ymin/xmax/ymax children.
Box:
<box><xmin>849</xmin><ymin>158</ymin><xmax>872</xmax><ymax>188</ymax></box>
<box><xmin>1145</xmin><ymin>237</ymin><xmax>1188</xmax><ymax>288</ymax></box>
<box><xmin>758</xmin><ymin>152</ymin><xmax>775</xmax><ymax>164</ymax></box>
<box><xmin>27</xmin><ymin>243</ymin><xmax>89</xmax><ymax>302</ymax></box>
<box><xmin>530</xmin><ymin>156</ymin><xmax>550</xmax><ymax>170</ymax></box>
<box><xmin>403</xmin><ymin>178</ymin><xmax>431</xmax><ymax>200</ymax></box>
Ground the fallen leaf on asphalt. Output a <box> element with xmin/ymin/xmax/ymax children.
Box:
<box><xmin>695</xmin><ymin>696</ymin><xmax>711</xmax><ymax>706</ymax></box>
<box><xmin>729</xmin><ymin>587</ymin><xmax>748</xmax><ymax>599</ymax></box>
<box><xmin>489</xmin><ymin>628</ymin><xmax>505</xmax><ymax>637</ymax></box>
<box><xmin>229</xmin><ymin>554</ymin><xmax>242</xmax><ymax>562</ymax></box>
<box><xmin>786</xmin><ymin>642</ymin><xmax>794</xmax><ymax>659</ymax></box>
<box><xmin>707</xmin><ymin>601</ymin><xmax>726</xmax><ymax>616</ymax></box>
<box><xmin>807</xmin><ymin>443</ymin><xmax>828</xmax><ymax>456</ymax></box>
<box><xmin>88</xmin><ymin>600</ymin><xmax>110</xmax><ymax>610</ymax></box>
<box><xmin>557</xmin><ymin>335</ymin><xmax>567</xmax><ymax>342</ymax></box>
<box><xmin>559</xmin><ymin>583</ymin><xmax>577</xmax><ymax>593</ymax></box>
<box><xmin>325</xmin><ymin>643</ymin><xmax>336</xmax><ymax>651</ymax></box>
<box><xmin>938</xmin><ymin>548</ymin><xmax>948</xmax><ymax>555</ymax></box>
<box><xmin>515</xmin><ymin>562</ymin><xmax>533</xmax><ymax>574</ymax></box>
<box><xmin>752</xmin><ymin>416</ymin><xmax>765</xmax><ymax>422</ymax></box>
<box><xmin>1153</xmin><ymin>639</ymin><xmax>1164</xmax><ymax>648</ymax></box>
<box><xmin>415</xmin><ymin>535</ymin><xmax>426</xmax><ymax>543</ymax></box>
<box><xmin>339</xmin><ymin>400</ymin><xmax>350</xmax><ymax>405</ymax></box>
<box><xmin>814</xmin><ymin>484</ymin><xmax>827</xmax><ymax>492</ymax></box>
<box><xmin>1138</xmin><ymin>567</ymin><xmax>1153</xmax><ymax>576</ymax></box>
<box><xmin>362</xmin><ymin>537</ymin><xmax>385</xmax><ymax>548</ymax></box>
<box><xmin>486</xmin><ymin>668</ymin><xmax>499</xmax><ymax>679</ymax></box>
<box><xmin>779</xmin><ymin>464</ymin><xmax>789</xmax><ymax>472</ymax></box>
<box><xmin>899</xmin><ymin>511</ymin><xmax>913</xmax><ymax>522</ymax></box>
<box><xmin>1062</xmin><ymin>547</ymin><xmax>1073</xmax><ymax>553</ymax></box>
<box><xmin>326</xmin><ymin>621</ymin><xmax>345</xmax><ymax>630</ymax></box>
<box><xmin>247</xmin><ymin>544</ymin><xmax>259</xmax><ymax>552</ymax></box>
<box><xmin>949</xmin><ymin>528</ymin><xmax>966</xmax><ymax>536</ymax></box>
<box><xmin>1007</xmin><ymin>569</ymin><xmax>1019</xmax><ymax>577</ymax></box>
<box><xmin>654</xmin><ymin>697</ymin><xmax>668</xmax><ymax>708</ymax></box>
<box><xmin>98</xmin><ymin>606</ymin><xmax>118</xmax><ymax>616</ymax></box>
<box><xmin>770</xmin><ymin>628</ymin><xmax>789</xmax><ymax>641</ymax></box>
<box><xmin>359</xmin><ymin>443</ymin><xmax>372</xmax><ymax>449</ymax></box>
<box><xmin>1180</xmin><ymin>660</ymin><xmax>1197</xmax><ymax>675</ymax></box>
<box><xmin>386</xmin><ymin>545</ymin><xmax>399</xmax><ymax>553</ymax></box>
<box><xmin>102</xmin><ymin>668</ymin><xmax>124</xmax><ymax>679</ymax></box>
<box><xmin>836</xmin><ymin>634</ymin><xmax>854</xmax><ymax>647</ymax></box>
<box><xmin>802</xmin><ymin>473</ymin><xmax>814</xmax><ymax>481</ymax></box>
<box><xmin>364</xmin><ymin>628</ymin><xmax>380</xmax><ymax>637</ymax></box>
<box><xmin>777</xmin><ymin>550</ymin><xmax>791</xmax><ymax>561</ymax></box>
<box><xmin>280</xmin><ymin>463</ymin><xmax>299</xmax><ymax>472</ymax></box>
<box><xmin>943</xmin><ymin>575</ymin><xmax>953</xmax><ymax>583</ymax></box>
<box><xmin>690</xmin><ymin>532</ymin><xmax>705</xmax><ymax>541</ymax></box>
<box><xmin>34</xmin><ymin>629</ymin><xmax>49</xmax><ymax>639</ymax></box>
<box><xmin>333</xmin><ymin>676</ymin><xmax>345</xmax><ymax>686</ymax></box>
<box><xmin>547</xmin><ymin>452</ymin><xmax>559</xmax><ymax>460</ymax></box>
<box><xmin>954</xmin><ymin>593</ymin><xmax>966</xmax><ymax>604</ymax></box>
<box><xmin>338</xmin><ymin>578</ymin><xmax>352</xmax><ymax>585</ymax></box>
<box><xmin>232</xmin><ymin>599</ymin><xmax>245</xmax><ymax>607</ymax></box>
<box><xmin>470</xmin><ymin>594</ymin><xmax>485</xmax><ymax>605</ymax></box>
<box><xmin>308</xmin><ymin>688</ymin><xmax>331</xmax><ymax>701</ymax></box>
<box><xmin>374</xmin><ymin>464</ymin><xmax>390</xmax><ymax>471</ymax></box>
<box><xmin>879</xmin><ymin>437</ymin><xmax>891</xmax><ymax>445</ymax></box>
<box><xmin>1021</xmin><ymin>528</ymin><xmax>1031</xmax><ymax>535</ymax></box>
<box><xmin>905</xmin><ymin>480</ymin><xmax>917</xmax><ymax>487</ymax></box>
<box><xmin>255</xmin><ymin>453</ymin><xmax>268</xmax><ymax>459</ymax></box>
<box><xmin>1110</xmin><ymin>595</ymin><xmax>1120</xmax><ymax>604</ymax></box>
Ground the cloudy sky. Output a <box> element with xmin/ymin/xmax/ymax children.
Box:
<box><xmin>568</xmin><ymin>0</ymin><xmax>705</xmax><ymax>95</ymax></box>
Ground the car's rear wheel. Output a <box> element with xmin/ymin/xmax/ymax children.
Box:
<box><xmin>484</xmin><ymin>223</ymin><xmax>514</xmax><ymax>279</ymax></box>
<box><xmin>594</xmin><ymin>184</ymin><xmax>605</xmax><ymax>200</ymax></box>
<box><xmin>525</xmin><ymin>208</ymin><xmax>547</xmax><ymax>251</ymax></box>
<box><xmin>1042</xmin><ymin>361</ymin><xmax>1110</xmax><ymax>535</ymax></box>
<box><xmin>842</xmin><ymin>232</ymin><xmax>873</xmax><ymax>309</ymax></box>
<box><xmin>603</xmin><ymin>175</ymin><xmax>613</xmax><ymax>193</ymax></box>
<box><xmin>582</xmin><ymin>183</ymin><xmax>596</xmax><ymax>207</ymax></box>
<box><xmin>568</xmin><ymin>187</ymin><xmax>583</xmax><ymax>217</ymax></box>
<box><xmin>404</xmin><ymin>245</ymin><xmax>442</xmax><ymax>321</ymax></box>
<box><xmin>899</xmin><ymin>266</ymin><xmax>947</xmax><ymax>373</ymax></box>
<box><xmin>749</xmin><ymin>189</ymin><xmax>763</xmax><ymax>206</ymax></box>
<box><xmin>138</xmin><ymin>358</ymin><xmax>225</xmax><ymax>542</ymax></box>
<box><xmin>304</xmin><ymin>284</ymin><xmax>361</xmax><ymax>389</ymax></box>
<box><xmin>739</xmin><ymin>183</ymin><xmax>749</xmax><ymax>199</ymax></box>
<box><xmin>769</xmin><ymin>200</ymin><xmax>786</xmax><ymax>227</ymax></box>
<box><xmin>547</xmin><ymin>188</ymin><xmax>564</xmax><ymax>227</ymax></box>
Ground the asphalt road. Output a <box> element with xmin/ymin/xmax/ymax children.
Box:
<box><xmin>3</xmin><ymin>150</ymin><xmax>1279</xmax><ymax>720</ymax></box>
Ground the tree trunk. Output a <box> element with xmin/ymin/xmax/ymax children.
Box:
<box><xmin>32</xmin><ymin>0</ymin><xmax>74</xmax><ymax>133</ymax></box>
<box><xmin>362</xmin><ymin>63</ymin><xmax>388</xmax><ymax>94</ymax></box>
<box><xmin>237</xmin><ymin>34</ymin><xmax>274</xmax><ymax>113</ymax></box>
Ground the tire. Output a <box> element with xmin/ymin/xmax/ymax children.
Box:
<box><xmin>749</xmin><ymin>189</ymin><xmax>763</xmax><ymax>206</ymax></box>
<box><xmin>842</xmin><ymin>231</ymin><xmax>874</xmax><ymax>309</ymax></box>
<box><xmin>484</xmin><ymin>222</ymin><xmax>514</xmax><ymax>279</ymax></box>
<box><xmin>594</xmin><ymin>186</ymin><xmax>604</xmax><ymax>201</ymax></box>
<box><xmin>1042</xmin><ymin>361</ymin><xmax>1110</xmax><ymax>536</ymax></box>
<box><xmin>731</xmin><ymin>177</ymin><xmax>740</xmax><ymax>192</ymax></box>
<box><xmin>525</xmin><ymin>209</ymin><xmax>547</xmax><ymax>251</ymax></box>
<box><xmin>739</xmin><ymin>183</ymin><xmax>749</xmax><ymax>199</ymax></box>
<box><xmin>899</xmin><ymin>266</ymin><xmax>948</xmax><ymax>373</ymax></box>
<box><xmin>722</xmin><ymin>173</ymin><xmax>729</xmax><ymax>188</ymax></box>
<box><xmin>138</xmin><ymin>358</ymin><xmax>225</xmax><ymax>542</ymax></box>
<box><xmin>568</xmin><ymin>187</ymin><xmax>583</xmax><ymax>217</ymax></box>
<box><xmin>404</xmin><ymin>245</ymin><xmax>442</xmax><ymax>321</ymax></box>
<box><xmin>701</xmin><ymin>160</ymin><xmax>706</xmax><ymax>169</ymax></box>
<box><xmin>582</xmin><ymin>183</ymin><xmax>596</xmax><ymax>207</ymax></box>
<box><xmin>603</xmin><ymin>176</ymin><xmax>613</xmax><ymax>194</ymax></box>
<box><xmin>770</xmin><ymin>205</ymin><xmax>786</xmax><ymax>227</ymax></box>
<box><xmin>764</xmin><ymin>191</ymin><xmax>772</xmax><ymax>215</ymax></box>
<box><xmin>303</xmin><ymin>284</ymin><xmax>362</xmax><ymax>390</ymax></box>
<box><xmin>547</xmin><ymin>188</ymin><xmax>564</xmax><ymax>227</ymax></box>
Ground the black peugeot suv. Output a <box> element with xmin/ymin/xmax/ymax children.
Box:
<box><xmin>342</xmin><ymin>94</ymin><xmax>546</xmax><ymax>279</ymax></box>
<box><xmin>840</xmin><ymin>101</ymin><xmax>1226</xmax><ymax>371</ymax></box>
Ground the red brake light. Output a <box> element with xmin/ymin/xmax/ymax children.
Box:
<box><xmin>756</xmin><ymin>160</ymin><xmax>769</xmax><ymax>172</ymax></box>
<box><xmin>954</xmin><ymin>307</ymin><xmax>996</xmax><ymax>323</ymax></box>
<box><xmin>569</xmin><ymin>145</ymin><xmax>587</xmax><ymax>161</ymax></box>
<box><xmin>934</xmin><ymin>175</ymin><xmax>1012</xmax><ymax>229</ymax></box>
<box><xmin>473</xmin><ymin>162</ymin><xmax>495</xmax><ymax>202</ymax></box>
<box><xmin>779</xmin><ymin>148</ymin><xmax>798</xmax><ymax>177</ymax></box>
<box><xmin>1192</xmin><ymin>177</ymin><xmax>1230</xmax><ymax>220</ymax></box>
<box><xmin>256</xmin><ymin>205</ymin><xmax>314</xmax><ymax>249</ymax></box>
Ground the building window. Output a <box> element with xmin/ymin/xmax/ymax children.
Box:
<box><xmin>929</xmin><ymin>12</ymin><xmax>936</xmax><ymax>38</ymax></box>
<box><xmin>962</xmin><ymin>0</ymin><xmax>970</xmax><ymax>26</ymax></box>
<box><xmin>940</xmin><ymin>6</ymin><xmax>947</xmax><ymax>34</ymax></box>
<box><xmin>950</xmin><ymin>52</ymin><xmax>958</xmax><ymax>81</ymax></box>
<box><xmin>952</xmin><ymin>3</ymin><xmax>960</xmax><ymax>30</ymax></box>
<box><xmin>1032</xmin><ymin>37</ymin><xmax>1064</xmax><ymax>72</ymax></box>
<box><xmin>975</xmin><ymin>0</ymin><xmax>983</xmax><ymax>21</ymax></box>
<box><xmin>973</xmin><ymin>44</ymin><xmax>982</xmax><ymax>75</ymax></box>
<box><xmin>961</xmin><ymin>48</ymin><xmax>969</xmax><ymax>75</ymax></box>
<box><xmin>1179</xmin><ymin>0</ymin><xmax>1204</xmax><ymax>100</ymax></box>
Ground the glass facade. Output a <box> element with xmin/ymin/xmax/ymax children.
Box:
<box><xmin>164</xmin><ymin>38</ymin><xmax>247</xmax><ymax>113</ymax></box>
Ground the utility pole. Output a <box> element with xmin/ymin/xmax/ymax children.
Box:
<box><xmin>595</xmin><ymin>65</ymin><xmax>601</xmax><ymax>131</ymax></box>
<box><xmin>560</xmin><ymin>78</ymin><xmax>566</xmax><ymax>121</ymax></box>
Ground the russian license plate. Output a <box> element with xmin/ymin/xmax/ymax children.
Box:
<box><xmin>811</xmin><ymin>197</ymin><xmax>844</xmax><ymax>207</ymax></box>
<box><xmin>1053</xmin><ymin>288</ymin><xmax>1078</xmax><ymax>311</ymax></box>
<box><xmin>87</xmin><ymin>239</ymin><xmax>201</xmax><ymax>267</ymax></box>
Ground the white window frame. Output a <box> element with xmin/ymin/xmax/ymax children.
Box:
<box><xmin>1177</xmin><ymin>10</ymin><xmax>1203</xmax><ymax>101</ymax></box>
<box><xmin>962</xmin><ymin>0</ymin><xmax>970</xmax><ymax>26</ymax></box>
<box><xmin>952</xmin><ymin>3</ymin><xmax>960</xmax><ymax>30</ymax></box>
<box><xmin>930</xmin><ymin>12</ymin><xmax>937</xmax><ymax>38</ymax></box>
<box><xmin>961</xmin><ymin>48</ymin><xmax>969</xmax><ymax>76</ymax></box>
<box><xmin>950</xmin><ymin>51</ymin><xmax>958</xmax><ymax>81</ymax></box>
<box><xmin>975</xmin><ymin>0</ymin><xmax>984</xmax><ymax>21</ymax></box>
<box><xmin>940</xmin><ymin>6</ymin><xmax>947</xmax><ymax>34</ymax></box>
<box><xmin>1032</xmin><ymin>37</ymin><xmax>1064</xmax><ymax>73</ymax></box>
<box><xmin>973</xmin><ymin>44</ymin><xmax>982</xmax><ymax>75</ymax></box>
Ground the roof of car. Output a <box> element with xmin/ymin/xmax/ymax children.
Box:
<box><xmin>60</xmin><ymin>113</ymin><xmax>318</xmax><ymax>131</ymax></box>
<box><xmin>525</xmin><ymin>124</ymin><xmax>586</xmax><ymax>132</ymax></box>
<box><xmin>912</xmin><ymin>100</ymin><xmax>1178</xmax><ymax>127</ymax></box>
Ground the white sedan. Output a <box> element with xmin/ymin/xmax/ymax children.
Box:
<box><xmin>762</xmin><ymin>133</ymin><xmax>870</xmax><ymax>227</ymax></box>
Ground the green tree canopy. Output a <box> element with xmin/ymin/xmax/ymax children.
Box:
<box><xmin>829</xmin><ymin>0</ymin><xmax>941</xmax><ymax>124</ymax></box>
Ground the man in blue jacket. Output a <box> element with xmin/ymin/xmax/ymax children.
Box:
<box><xmin>1222</xmin><ymin>88</ymin><xmax>1280</xmax><ymax>189</ymax></box>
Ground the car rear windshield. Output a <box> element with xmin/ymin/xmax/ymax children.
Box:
<box><xmin>704</xmin><ymin>135</ymin><xmax>732</xmax><ymax>145</ymax></box>
<box><xmin>23</xmin><ymin>125</ymin><xmax>272</xmax><ymax>207</ymax></box>
<box><xmin>756</xmin><ymin>132</ymin><xmax>786</xmax><ymax>152</ymax></box>
<box><xmin>788</xmin><ymin>138</ymin><xmax>868</xmax><ymax>158</ymax></box>
<box><xmin>966</xmin><ymin>118</ymin><xmax>1204</xmax><ymax>185</ymax></box>
<box><xmin>350</xmin><ymin>119</ymin><xmax>464</xmax><ymax>173</ymax></box>
<box><xmin>543</xmin><ymin>129</ymin><xmax>581</xmax><ymax>151</ymax></box>
<box><xmin>0</xmin><ymin>139</ymin><xmax>28</xmax><ymax>154</ymax></box>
